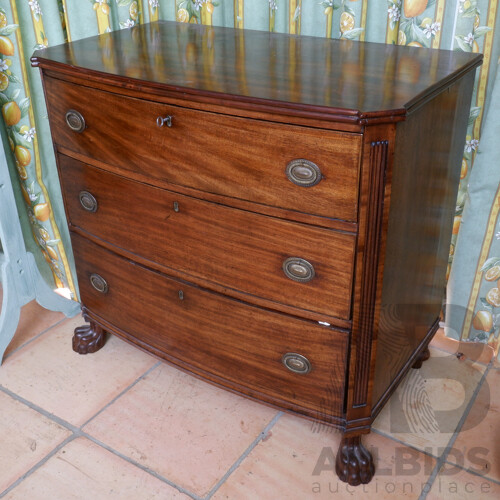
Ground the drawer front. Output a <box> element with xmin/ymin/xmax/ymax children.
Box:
<box><xmin>73</xmin><ymin>234</ymin><xmax>348</xmax><ymax>418</ymax></box>
<box><xmin>45</xmin><ymin>76</ymin><xmax>361</xmax><ymax>221</ymax></box>
<box><xmin>60</xmin><ymin>156</ymin><xmax>355</xmax><ymax>320</ymax></box>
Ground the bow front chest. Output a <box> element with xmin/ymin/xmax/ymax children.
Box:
<box><xmin>32</xmin><ymin>21</ymin><xmax>481</xmax><ymax>485</ymax></box>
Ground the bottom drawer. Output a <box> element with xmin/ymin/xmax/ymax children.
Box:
<box><xmin>73</xmin><ymin>234</ymin><xmax>348</xmax><ymax>419</ymax></box>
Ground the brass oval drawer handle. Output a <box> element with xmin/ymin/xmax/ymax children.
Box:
<box><xmin>285</xmin><ymin>159</ymin><xmax>322</xmax><ymax>187</ymax></box>
<box><xmin>282</xmin><ymin>353</ymin><xmax>312</xmax><ymax>374</ymax></box>
<box><xmin>157</xmin><ymin>115</ymin><xmax>173</xmax><ymax>128</ymax></box>
<box><xmin>282</xmin><ymin>257</ymin><xmax>315</xmax><ymax>283</ymax></box>
<box><xmin>90</xmin><ymin>273</ymin><xmax>108</xmax><ymax>294</ymax></box>
<box><xmin>65</xmin><ymin>109</ymin><xmax>86</xmax><ymax>133</ymax></box>
<box><xmin>79</xmin><ymin>191</ymin><xmax>98</xmax><ymax>213</ymax></box>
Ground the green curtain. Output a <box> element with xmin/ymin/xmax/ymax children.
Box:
<box><xmin>1</xmin><ymin>0</ymin><xmax>499</xmax><ymax>355</ymax></box>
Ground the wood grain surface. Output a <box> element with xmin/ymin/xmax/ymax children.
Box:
<box><xmin>45</xmin><ymin>76</ymin><xmax>362</xmax><ymax>222</ymax></box>
<box><xmin>73</xmin><ymin>233</ymin><xmax>348</xmax><ymax>419</ymax></box>
<box><xmin>32</xmin><ymin>21</ymin><xmax>482</xmax><ymax>121</ymax></box>
<box><xmin>60</xmin><ymin>155</ymin><xmax>356</xmax><ymax>320</ymax></box>
<box><xmin>371</xmin><ymin>72</ymin><xmax>477</xmax><ymax>410</ymax></box>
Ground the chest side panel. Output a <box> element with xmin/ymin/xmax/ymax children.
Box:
<box><xmin>371</xmin><ymin>72</ymin><xmax>476</xmax><ymax>410</ymax></box>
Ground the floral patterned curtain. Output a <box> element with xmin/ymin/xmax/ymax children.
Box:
<box><xmin>0</xmin><ymin>0</ymin><xmax>498</xmax><ymax>355</ymax></box>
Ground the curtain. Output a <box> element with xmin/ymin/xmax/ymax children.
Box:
<box><xmin>0</xmin><ymin>0</ymin><xmax>498</xmax><ymax>354</ymax></box>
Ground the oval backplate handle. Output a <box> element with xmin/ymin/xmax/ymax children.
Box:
<box><xmin>285</xmin><ymin>159</ymin><xmax>322</xmax><ymax>187</ymax></box>
<box><xmin>65</xmin><ymin>109</ymin><xmax>86</xmax><ymax>133</ymax></box>
<box><xmin>90</xmin><ymin>273</ymin><xmax>108</xmax><ymax>294</ymax></box>
<box><xmin>282</xmin><ymin>257</ymin><xmax>315</xmax><ymax>283</ymax></box>
<box><xmin>282</xmin><ymin>353</ymin><xmax>312</xmax><ymax>374</ymax></box>
<box><xmin>79</xmin><ymin>191</ymin><xmax>98</xmax><ymax>213</ymax></box>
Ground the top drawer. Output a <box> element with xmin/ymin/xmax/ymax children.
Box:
<box><xmin>44</xmin><ymin>76</ymin><xmax>361</xmax><ymax>222</ymax></box>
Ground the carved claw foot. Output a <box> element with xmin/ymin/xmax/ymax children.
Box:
<box><xmin>412</xmin><ymin>346</ymin><xmax>431</xmax><ymax>369</ymax></box>
<box><xmin>73</xmin><ymin>321</ymin><xmax>106</xmax><ymax>354</ymax></box>
<box><xmin>336</xmin><ymin>435</ymin><xmax>375</xmax><ymax>486</ymax></box>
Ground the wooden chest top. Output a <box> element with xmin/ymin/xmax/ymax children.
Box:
<box><xmin>32</xmin><ymin>21</ymin><xmax>481</xmax><ymax>124</ymax></box>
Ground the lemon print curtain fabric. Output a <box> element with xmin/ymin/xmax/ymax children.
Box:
<box><xmin>0</xmin><ymin>0</ymin><xmax>498</xmax><ymax>354</ymax></box>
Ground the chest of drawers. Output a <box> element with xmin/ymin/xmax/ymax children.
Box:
<box><xmin>32</xmin><ymin>21</ymin><xmax>481</xmax><ymax>486</ymax></box>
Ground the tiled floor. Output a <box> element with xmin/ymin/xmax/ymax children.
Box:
<box><xmin>0</xmin><ymin>295</ymin><xmax>499</xmax><ymax>499</ymax></box>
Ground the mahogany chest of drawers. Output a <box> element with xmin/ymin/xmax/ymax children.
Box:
<box><xmin>32</xmin><ymin>21</ymin><xmax>481</xmax><ymax>485</ymax></box>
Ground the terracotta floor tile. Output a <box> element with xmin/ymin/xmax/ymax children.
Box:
<box><xmin>213</xmin><ymin>413</ymin><xmax>436</xmax><ymax>500</ymax></box>
<box><xmin>3</xmin><ymin>437</ymin><xmax>190</xmax><ymax>499</ymax></box>
<box><xmin>430</xmin><ymin>329</ymin><xmax>494</xmax><ymax>365</ymax></box>
<box><xmin>3</xmin><ymin>300</ymin><xmax>65</xmax><ymax>358</ymax></box>
<box><xmin>426</xmin><ymin>464</ymin><xmax>500</xmax><ymax>499</ymax></box>
<box><xmin>0</xmin><ymin>316</ymin><xmax>156</xmax><ymax>426</ymax></box>
<box><xmin>83</xmin><ymin>362</ymin><xmax>278</xmax><ymax>497</ymax></box>
<box><xmin>0</xmin><ymin>391</ymin><xmax>71</xmax><ymax>492</ymax></box>
<box><xmin>372</xmin><ymin>348</ymin><xmax>485</xmax><ymax>454</ymax></box>
<box><xmin>449</xmin><ymin>367</ymin><xmax>500</xmax><ymax>481</ymax></box>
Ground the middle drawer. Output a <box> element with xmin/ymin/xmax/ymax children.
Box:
<box><xmin>59</xmin><ymin>155</ymin><xmax>356</xmax><ymax>320</ymax></box>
